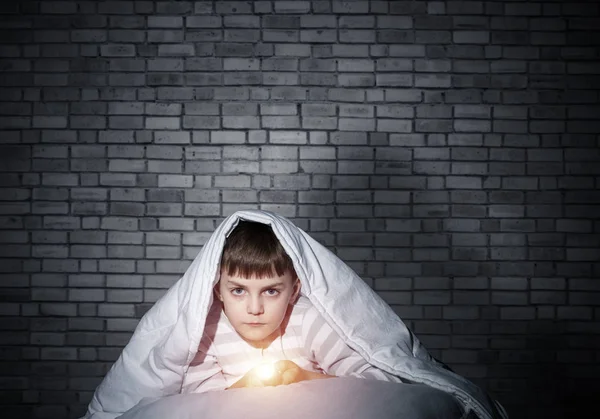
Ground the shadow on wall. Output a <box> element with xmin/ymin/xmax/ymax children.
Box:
<box><xmin>491</xmin><ymin>321</ymin><xmax>597</xmax><ymax>419</ymax></box>
<box><xmin>321</xmin><ymin>150</ymin><xmax>600</xmax><ymax>419</ymax></box>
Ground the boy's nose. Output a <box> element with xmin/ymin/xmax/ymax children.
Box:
<box><xmin>247</xmin><ymin>297</ymin><xmax>264</xmax><ymax>315</ymax></box>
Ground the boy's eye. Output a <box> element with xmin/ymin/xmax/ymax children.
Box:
<box><xmin>265</xmin><ymin>289</ymin><xmax>279</xmax><ymax>296</ymax></box>
<box><xmin>231</xmin><ymin>288</ymin><xmax>245</xmax><ymax>296</ymax></box>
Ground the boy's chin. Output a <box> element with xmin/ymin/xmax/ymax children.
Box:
<box><xmin>239</xmin><ymin>328</ymin><xmax>279</xmax><ymax>348</ymax></box>
<box><xmin>241</xmin><ymin>330</ymin><xmax>270</xmax><ymax>342</ymax></box>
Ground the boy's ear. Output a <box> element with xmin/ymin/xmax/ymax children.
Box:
<box><xmin>289</xmin><ymin>278</ymin><xmax>301</xmax><ymax>304</ymax></box>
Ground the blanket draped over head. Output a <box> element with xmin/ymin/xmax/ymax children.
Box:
<box><xmin>83</xmin><ymin>210</ymin><xmax>507</xmax><ymax>419</ymax></box>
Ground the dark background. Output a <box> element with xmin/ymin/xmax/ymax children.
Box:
<box><xmin>1</xmin><ymin>1</ymin><xmax>599</xmax><ymax>418</ymax></box>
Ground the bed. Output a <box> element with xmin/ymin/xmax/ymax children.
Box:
<box><xmin>119</xmin><ymin>377</ymin><xmax>468</xmax><ymax>419</ymax></box>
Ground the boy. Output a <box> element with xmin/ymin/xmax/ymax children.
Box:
<box><xmin>181</xmin><ymin>221</ymin><xmax>402</xmax><ymax>392</ymax></box>
<box><xmin>83</xmin><ymin>210</ymin><xmax>505</xmax><ymax>419</ymax></box>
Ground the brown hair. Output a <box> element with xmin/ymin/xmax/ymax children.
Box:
<box><xmin>220</xmin><ymin>221</ymin><xmax>295</xmax><ymax>279</ymax></box>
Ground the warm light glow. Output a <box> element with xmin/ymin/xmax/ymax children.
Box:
<box><xmin>255</xmin><ymin>363</ymin><xmax>276</xmax><ymax>380</ymax></box>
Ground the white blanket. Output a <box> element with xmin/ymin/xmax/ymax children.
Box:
<box><xmin>82</xmin><ymin>210</ymin><xmax>507</xmax><ymax>419</ymax></box>
<box><xmin>118</xmin><ymin>378</ymin><xmax>466</xmax><ymax>419</ymax></box>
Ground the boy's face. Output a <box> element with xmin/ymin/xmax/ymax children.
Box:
<box><xmin>217</xmin><ymin>269</ymin><xmax>300</xmax><ymax>348</ymax></box>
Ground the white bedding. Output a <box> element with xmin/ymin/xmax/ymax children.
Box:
<box><xmin>82</xmin><ymin>210</ymin><xmax>507</xmax><ymax>419</ymax></box>
<box><xmin>118</xmin><ymin>377</ymin><xmax>468</xmax><ymax>419</ymax></box>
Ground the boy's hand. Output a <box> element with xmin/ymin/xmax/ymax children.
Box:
<box><xmin>273</xmin><ymin>360</ymin><xmax>305</xmax><ymax>385</ymax></box>
<box><xmin>227</xmin><ymin>360</ymin><xmax>334</xmax><ymax>390</ymax></box>
<box><xmin>274</xmin><ymin>360</ymin><xmax>335</xmax><ymax>385</ymax></box>
<box><xmin>226</xmin><ymin>366</ymin><xmax>271</xmax><ymax>389</ymax></box>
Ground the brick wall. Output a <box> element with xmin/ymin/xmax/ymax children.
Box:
<box><xmin>1</xmin><ymin>1</ymin><xmax>599</xmax><ymax>418</ymax></box>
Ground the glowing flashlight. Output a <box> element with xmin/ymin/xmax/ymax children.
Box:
<box><xmin>255</xmin><ymin>363</ymin><xmax>276</xmax><ymax>381</ymax></box>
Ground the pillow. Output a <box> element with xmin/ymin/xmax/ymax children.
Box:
<box><xmin>119</xmin><ymin>377</ymin><xmax>466</xmax><ymax>419</ymax></box>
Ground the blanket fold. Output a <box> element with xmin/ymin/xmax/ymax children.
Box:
<box><xmin>82</xmin><ymin>210</ymin><xmax>507</xmax><ymax>419</ymax></box>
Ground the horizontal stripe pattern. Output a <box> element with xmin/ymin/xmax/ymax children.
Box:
<box><xmin>301</xmin><ymin>301</ymin><xmax>404</xmax><ymax>384</ymax></box>
<box><xmin>182</xmin><ymin>296</ymin><xmax>402</xmax><ymax>393</ymax></box>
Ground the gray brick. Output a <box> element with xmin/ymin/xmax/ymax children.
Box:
<box><xmin>446</xmin><ymin>176</ymin><xmax>481</xmax><ymax>189</ymax></box>
<box><xmin>332</xmin><ymin>1</ymin><xmax>369</xmax><ymax>13</ymax></box>
<box><xmin>261</xmin><ymin>116</ymin><xmax>299</xmax><ymax>129</ymax></box>
<box><xmin>259</xmin><ymin>104</ymin><xmax>296</xmax><ymax>117</ymax></box>
<box><xmin>414</xmin><ymin>291</ymin><xmax>451</xmax><ymax>305</ymax></box>
<box><xmin>158</xmin><ymin>44</ymin><xmax>195</xmax><ymax>57</ymax></box>
<box><xmin>215</xmin><ymin>1</ymin><xmax>252</xmax><ymax>14</ymax></box>
<box><xmin>261</xmin><ymin>58</ymin><xmax>298</xmax><ymax>72</ymax></box>
<box><xmin>258</xmin><ymin>161</ymin><xmax>295</xmax><ymax>174</ymax></box>
<box><xmin>340</xmin><ymin>29</ymin><xmax>376</xmax><ymax>43</ymax></box>
<box><xmin>186</xmin><ymin>16</ymin><xmax>221</xmax><ymax>28</ymax></box>
<box><xmin>100</xmin><ymin>44</ymin><xmax>135</xmax><ymax>57</ymax></box>
<box><xmin>384</xmin><ymin>1</ymin><xmax>425</xmax><ymax>14</ymax></box>
<box><xmin>557</xmin><ymin>307</ymin><xmax>592</xmax><ymax>320</ymax></box>
<box><xmin>263</xmin><ymin>72</ymin><xmax>298</xmax><ymax>85</ymax></box>
<box><xmin>269</xmin><ymin>131</ymin><xmax>306</xmax><ymax>144</ymax></box>
<box><xmin>193</xmin><ymin>2</ymin><xmax>213</xmax><ymax>14</ymax></box>
<box><xmin>182</xmin><ymin>116</ymin><xmax>218</xmax><ymax>129</ymax></box>
<box><xmin>505</xmin><ymin>2</ymin><xmax>542</xmax><ymax>16</ymax></box>
<box><xmin>297</xmin><ymin>15</ymin><xmax>333</xmax><ymax>28</ymax></box>
<box><xmin>183</xmin><ymin>103</ymin><xmax>218</xmax><ymax>116</ymax></box>
<box><xmin>148</xmin><ymin>16</ymin><xmax>183</xmax><ymax>28</ymax></box>
<box><xmin>331</xmin><ymin>44</ymin><xmax>369</xmax><ymax>57</ymax></box>
<box><xmin>338</xmin><ymin>16</ymin><xmax>374</xmax><ymax>28</ymax></box>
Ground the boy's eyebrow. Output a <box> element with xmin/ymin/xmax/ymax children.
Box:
<box><xmin>227</xmin><ymin>281</ymin><xmax>285</xmax><ymax>289</ymax></box>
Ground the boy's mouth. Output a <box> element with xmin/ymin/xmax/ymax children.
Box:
<box><xmin>246</xmin><ymin>322</ymin><xmax>265</xmax><ymax>327</ymax></box>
